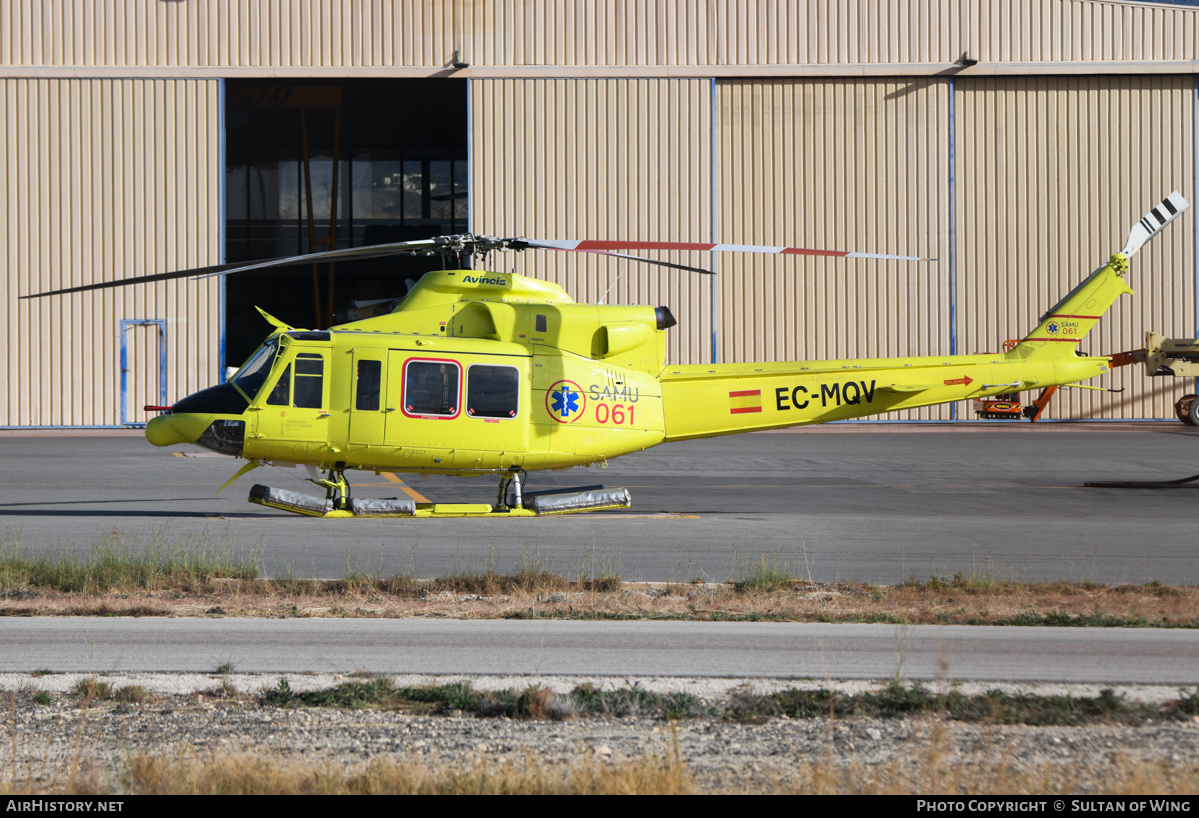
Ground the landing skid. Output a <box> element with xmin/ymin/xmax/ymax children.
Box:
<box><xmin>247</xmin><ymin>467</ymin><xmax>632</xmax><ymax>518</ymax></box>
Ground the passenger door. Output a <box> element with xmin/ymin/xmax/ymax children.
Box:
<box><xmin>384</xmin><ymin>352</ymin><xmax>462</xmax><ymax>451</ymax></box>
<box><xmin>382</xmin><ymin>350</ymin><xmax>530</xmax><ymax>469</ymax></box>
<box><xmin>347</xmin><ymin>350</ymin><xmax>386</xmax><ymax>447</ymax></box>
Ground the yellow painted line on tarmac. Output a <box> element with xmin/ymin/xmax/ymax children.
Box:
<box><xmin>382</xmin><ymin>472</ymin><xmax>432</xmax><ymax>503</ymax></box>
<box><xmin>563</xmin><ymin>514</ymin><xmax>700</xmax><ymax>519</ymax></box>
<box><xmin>0</xmin><ymin>482</ymin><xmax>253</xmax><ymax>487</ymax></box>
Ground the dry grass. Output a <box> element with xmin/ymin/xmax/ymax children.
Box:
<box><xmin>2</xmin><ymin>577</ymin><xmax>1197</xmax><ymax>626</ymax></box>
<box><xmin>2</xmin><ymin>529</ymin><xmax>1195</xmax><ymax>625</ymax></box>
<box><xmin>0</xmin><ymin>529</ymin><xmax>258</xmax><ymax>595</ymax></box>
<box><xmin>4</xmin><ymin>727</ymin><xmax>1197</xmax><ymax>795</ymax></box>
<box><xmin>120</xmin><ymin>748</ymin><xmax>695</xmax><ymax>795</ymax></box>
<box><xmin>783</xmin><ymin>722</ymin><xmax>1199</xmax><ymax>796</ymax></box>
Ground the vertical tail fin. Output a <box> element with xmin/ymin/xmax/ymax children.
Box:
<box><xmin>1007</xmin><ymin>259</ymin><xmax>1133</xmax><ymax>361</ymax></box>
<box><xmin>1007</xmin><ymin>192</ymin><xmax>1188</xmax><ymax>362</ymax></box>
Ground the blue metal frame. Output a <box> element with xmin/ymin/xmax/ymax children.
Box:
<box><xmin>710</xmin><ymin>77</ymin><xmax>719</xmax><ymax>365</ymax></box>
<box><xmin>467</xmin><ymin>78</ymin><xmax>473</xmax><ymax>234</ymax></box>
<box><xmin>218</xmin><ymin>77</ymin><xmax>228</xmax><ymax>383</ymax></box>
<box><xmin>119</xmin><ymin>319</ymin><xmax>168</xmax><ymax>427</ymax></box>
<box><xmin>948</xmin><ymin>76</ymin><xmax>958</xmax><ymax>421</ymax></box>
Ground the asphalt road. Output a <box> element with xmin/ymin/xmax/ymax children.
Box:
<box><xmin>2</xmin><ymin>423</ymin><xmax>1198</xmax><ymax>585</ymax></box>
<box><xmin>2</xmin><ymin>618</ymin><xmax>1196</xmax><ymax>683</ymax></box>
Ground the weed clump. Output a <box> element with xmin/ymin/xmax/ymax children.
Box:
<box><xmin>733</xmin><ymin>553</ymin><xmax>795</xmax><ymax>593</ymax></box>
<box><xmin>1170</xmin><ymin>687</ymin><xmax>1199</xmax><ymax>718</ymax></box>
<box><xmin>568</xmin><ymin>683</ymin><xmax>705</xmax><ymax>719</ymax></box>
<box><xmin>720</xmin><ymin>682</ymin><xmax>1170</xmax><ymax>726</ymax></box>
<box><xmin>259</xmin><ymin>678</ymin><xmax>573</xmax><ymax>720</ymax></box>
<box><xmin>114</xmin><ymin>685</ymin><xmax>146</xmax><ymax>704</ymax></box>
<box><xmin>576</xmin><ymin>547</ymin><xmax>622</xmax><ymax>592</ymax></box>
<box><xmin>72</xmin><ymin>677</ymin><xmax>111</xmax><ymax>701</ymax></box>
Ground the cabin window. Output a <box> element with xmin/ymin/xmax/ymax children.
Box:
<box><xmin>467</xmin><ymin>365</ymin><xmax>520</xmax><ymax>419</ymax></box>
<box><xmin>355</xmin><ymin>360</ymin><xmax>382</xmax><ymax>411</ymax></box>
<box><xmin>404</xmin><ymin>359</ymin><xmax>460</xmax><ymax>417</ymax></box>
<box><xmin>535</xmin><ymin>314</ymin><xmax>547</xmax><ymax>333</ymax></box>
<box><xmin>293</xmin><ymin>354</ymin><xmax>325</xmax><ymax>408</ymax></box>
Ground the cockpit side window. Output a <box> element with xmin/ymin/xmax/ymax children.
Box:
<box><xmin>293</xmin><ymin>354</ymin><xmax>325</xmax><ymax>408</ymax></box>
<box><xmin>266</xmin><ymin>365</ymin><xmax>291</xmax><ymax>406</ymax></box>
<box><xmin>356</xmin><ymin>360</ymin><xmax>382</xmax><ymax>411</ymax></box>
<box><xmin>261</xmin><ymin>352</ymin><xmax>325</xmax><ymax>409</ymax></box>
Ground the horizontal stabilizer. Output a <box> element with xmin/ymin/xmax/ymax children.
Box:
<box><xmin>881</xmin><ymin>383</ymin><xmax>934</xmax><ymax>393</ymax></box>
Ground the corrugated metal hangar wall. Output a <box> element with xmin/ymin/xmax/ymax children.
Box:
<box><xmin>1</xmin><ymin>0</ymin><xmax>1196</xmax><ymax>426</ymax></box>
<box><xmin>1</xmin><ymin>78</ymin><xmax>221</xmax><ymax>427</ymax></box>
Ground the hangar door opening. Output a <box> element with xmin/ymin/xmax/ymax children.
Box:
<box><xmin>224</xmin><ymin>80</ymin><xmax>468</xmax><ymax>367</ymax></box>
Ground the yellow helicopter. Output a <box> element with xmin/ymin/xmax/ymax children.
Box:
<box><xmin>24</xmin><ymin>193</ymin><xmax>1189</xmax><ymax>518</ymax></box>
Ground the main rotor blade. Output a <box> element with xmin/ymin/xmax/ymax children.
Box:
<box><xmin>21</xmin><ymin>238</ymin><xmax>447</xmax><ymax>299</ymax></box>
<box><xmin>19</xmin><ymin>259</ymin><xmax>264</xmax><ymax>299</ymax></box>
<box><xmin>1121</xmin><ymin>191</ymin><xmax>1189</xmax><ymax>257</ymax></box>
<box><xmin>527</xmin><ymin>239</ymin><xmax>933</xmax><ymax>262</ymax></box>
<box><xmin>21</xmin><ymin>231</ymin><xmax>925</xmax><ymax>299</ymax></box>
<box><xmin>516</xmin><ymin>241</ymin><xmax>712</xmax><ymax>274</ymax></box>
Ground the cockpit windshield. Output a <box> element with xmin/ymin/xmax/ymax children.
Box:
<box><xmin>230</xmin><ymin>341</ymin><xmax>279</xmax><ymax>400</ymax></box>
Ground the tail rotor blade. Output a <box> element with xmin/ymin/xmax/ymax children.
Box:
<box><xmin>1122</xmin><ymin>191</ymin><xmax>1189</xmax><ymax>257</ymax></box>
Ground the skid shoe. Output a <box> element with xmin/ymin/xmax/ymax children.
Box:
<box><xmin>248</xmin><ymin>466</ymin><xmax>633</xmax><ymax>518</ymax></box>
<box><xmin>249</xmin><ymin>467</ymin><xmax>419</xmax><ymax>517</ymax></box>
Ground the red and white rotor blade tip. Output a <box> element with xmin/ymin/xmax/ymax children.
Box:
<box><xmin>527</xmin><ymin>239</ymin><xmax>932</xmax><ymax>262</ymax></box>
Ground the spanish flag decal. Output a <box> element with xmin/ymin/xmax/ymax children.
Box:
<box><xmin>729</xmin><ymin>389</ymin><xmax>763</xmax><ymax>414</ymax></box>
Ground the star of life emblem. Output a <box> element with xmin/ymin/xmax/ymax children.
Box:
<box><xmin>546</xmin><ymin>380</ymin><xmax>586</xmax><ymax>423</ymax></box>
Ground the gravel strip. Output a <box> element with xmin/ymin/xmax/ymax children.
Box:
<box><xmin>4</xmin><ymin>674</ymin><xmax>1199</xmax><ymax>794</ymax></box>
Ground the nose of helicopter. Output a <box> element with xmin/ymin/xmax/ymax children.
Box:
<box><xmin>146</xmin><ymin>413</ymin><xmax>190</xmax><ymax>446</ymax></box>
<box><xmin>144</xmin><ymin>381</ymin><xmax>251</xmax><ymax>454</ymax></box>
<box><xmin>145</xmin><ymin>412</ymin><xmax>214</xmax><ymax>447</ymax></box>
<box><xmin>145</xmin><ymin>412</ymin><xmax>247</xmax><ymax>456</ymax></box>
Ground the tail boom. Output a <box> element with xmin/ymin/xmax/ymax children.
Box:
<box><xmin>660</xmin><ymin>193</ymin><xmax>1183</xmax><ymax>439</ymax></box>
<box><xmin>660</xmin><ymin>353</ymin><xmax>1110</xmax><ymax>441</ymax></box>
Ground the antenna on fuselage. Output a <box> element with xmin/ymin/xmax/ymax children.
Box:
<box><xmin>597</xmin><ymin>265</ymin><xmax>629</xmax><ymax>305</ymax></box>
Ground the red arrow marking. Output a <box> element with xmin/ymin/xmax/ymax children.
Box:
<box><xmin>944</xmin><ymin>376</ymin><xmax>974</xmax><ymax>386</ymax></box>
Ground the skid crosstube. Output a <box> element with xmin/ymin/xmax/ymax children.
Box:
<box><xmin>247</xmin><ymin>484</ymin><xmax>631</xmax><ymax>518</ymax></box>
